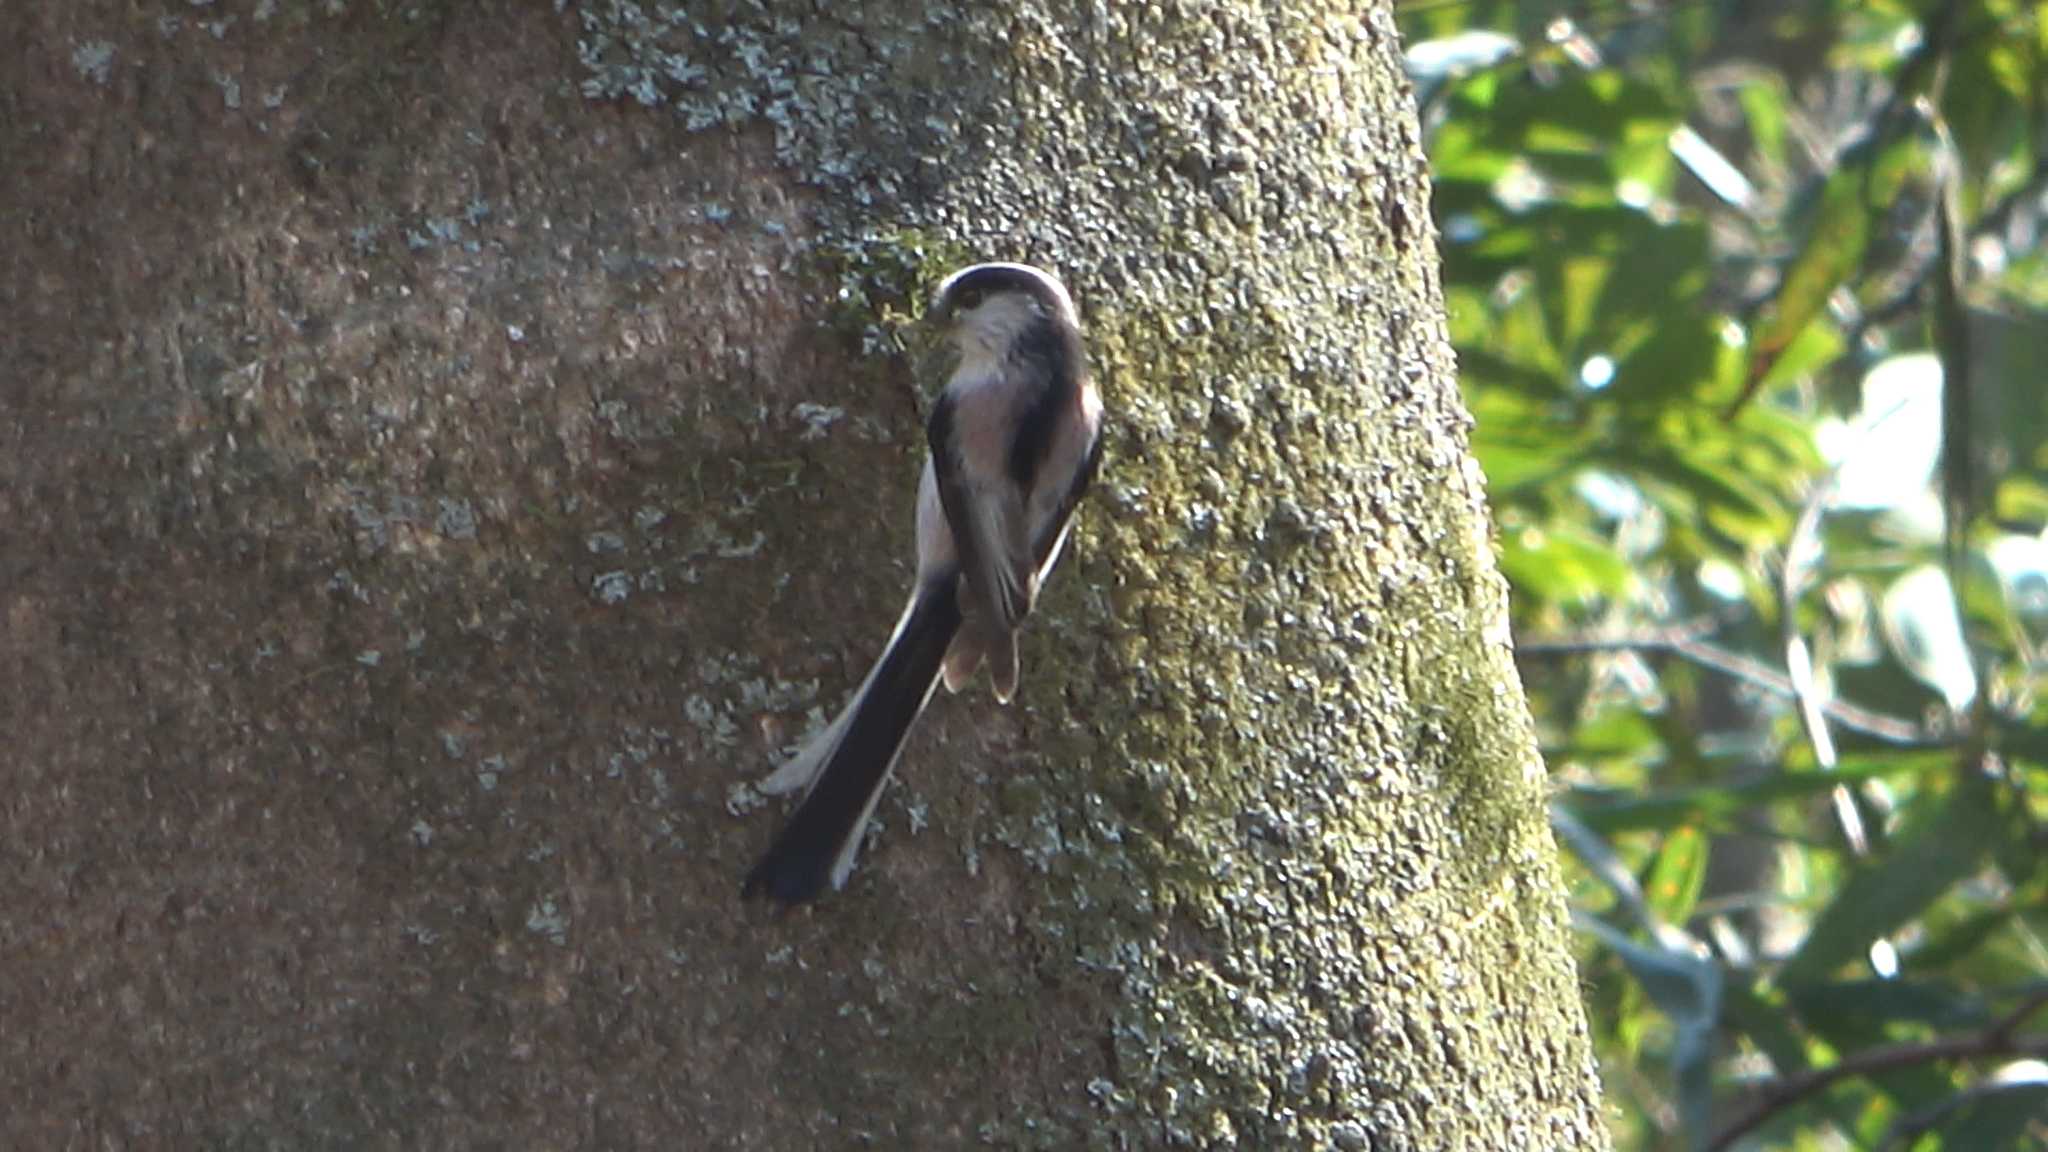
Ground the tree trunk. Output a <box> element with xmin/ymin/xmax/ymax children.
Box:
<box><xmin>1</xmin><ymin>2</ymin><xmax>1608</xmax><ymax>1148</ymax></box>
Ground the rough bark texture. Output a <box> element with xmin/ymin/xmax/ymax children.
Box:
<box><xmin>2</xmin><ymin>2</ymin><xmax>1608</xmax><ymax>1148</ymax></box>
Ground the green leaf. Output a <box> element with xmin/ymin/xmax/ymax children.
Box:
<box><xmin>1990</xmin><ymin>761</ymin><xmax>2043</xmax><ymax>892</ymax></box>
<box><xmin>1943</xmin><ymin>12</ymin><xmax>2039</xmax><ymax>215</ymax></box>
<box><xmin>1780</xmin><ymin>769</ymin><xmax>2002</xmax><ymax>984</ymax></box>
<box><xmin>1746</xmin><ymin>162</ymin><xmax>1876</xmax><ymax>382</ymax></box>
<box><xmin>1791</xmin><ymin>986</ymin><xmax>1968</xmax><ymax>1115</ymax></box>
<box><xmin>1455</xmin><ymin>70</ymin><xmax>1682</xmax><ymax>177</ymax></box>
<box><xmin>1629</xmin><ymin>448</ymin><xmax>1790</xmax><ymax>542</ymax></box>
<box><xmin>1994</xmin><ymin>475</ymin><xmax>2048</xmax><ymax>525</ymax></box>
<box><xmin>1738</xmin><ymin>130</ymin><xmax>1920</xmax><ymax>407</ymax></box>
<box><xmin>1904</xmin><ymin>905</ymin><xmax>2018</xmax><ymax>973</ymax></box>
<box><xmin>1498</xmin><ymin>524</ymin><xmax>1634</xmax><ymax>603</ymax></box>
<box><xmin>1745</xmin><ymin>318</ymin><xmax>1849</xmax><ymax>403</ymax></box>
<box><xmin>1736</xmin><ymin>75</ymin><xmax>1790</xmax><ymax>172</ymax></box>
<box><xmin>1614</xmin><ymin>313</ymin><xmax>1724</xmax><ymax>402</ymax></box>
<box><xmin>1643</xmin><ymin>825</ymin><xmax>1710</xmax><ymax>927</ymax></box>
<box><xmin>1720</xmin><ymin>978</ymin><xmax>1811</xmax><ymax>1077</ymax></box>
<box><xmin>1787</xmin><ymin>979</ymin><xmax>1991</xmax><ymax>1032</ymax></box>
<box><xmin>1552</xmin><ymin>707</ymin><xmax>1664</xmax><ymax>761</ymax></box>
<box><xmin>1589</xmin><ymin>217</ymin><xmax>1711</xmax><ymax>342</ymax></box>
<box><xmin>1966</xmin><ymin>308</ymin><xmax>2048</xmax><ymax>490</ymax></box>
<box><xmin>1456</xmin><ymin>345</ymin><xmax>1573</xmax><ymax>400</ymax></box>
<box><xmin>1734</xmin><ymin>403</ymin><xmax>1827</xmax><ymax>473</ymax></box>
<box><xmin>1493</xmin><ymin>272</ymin><xmax>1568</xmax><ymax>378</ymax></box>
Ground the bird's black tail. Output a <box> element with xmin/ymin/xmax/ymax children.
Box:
<box><xmin>743</xmin><ymin>577</ymin><xmax>962</xmax><ymax>905</ymax></box>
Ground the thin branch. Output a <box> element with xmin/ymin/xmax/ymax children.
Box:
<box><xmin>1879</xmin><ymin>1075</ymin><xmax>2040</xmax><ymax>1152</ymax></box>
<box><xmin>1779</xmin><ymin>476</ymin><xmax>1871</xmax><ymax>852</ymax></box>
<box><xmin>1516</xmin><ymin>627</ymin><xmax>1943</xmax><ymax>747</ymax></box>
<box><xmin>1780</xmin><ymin>481</ymin><xmax>1835</xmax><ymax>753</ymax></box>
<box><xmin>1707</xmin><ymin>989</ymin><xmax>2048</xmax><ymax>1151</ymax></box>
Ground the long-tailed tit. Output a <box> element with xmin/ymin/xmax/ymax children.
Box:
<box><xmin>743</xmin><ymin>263</ymin><xmax>1104</xmax><ymax>905</ymax></box>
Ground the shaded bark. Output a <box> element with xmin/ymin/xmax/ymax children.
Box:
<box><xmin>1</xmin><ymin>2</ymin><xmax>1606</xmax><ymax>1148</ymax></box>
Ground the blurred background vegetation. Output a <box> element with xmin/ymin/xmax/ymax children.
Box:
<box><xmin>1394</xmin><ymin>0</ymin><xmax>2048</xmax><ymax>1148</ymax></box>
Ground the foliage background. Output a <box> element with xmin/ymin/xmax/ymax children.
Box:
<box><xmin>1396</xmin><ymin>0</ymin><xmax>2048</xmax><ymax>1147</ymax></box>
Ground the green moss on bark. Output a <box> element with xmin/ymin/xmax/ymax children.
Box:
<box><xmin>573</xmin><ymin>2</ymin><xmax>1609</xmax><ymax>1148</ymax></box>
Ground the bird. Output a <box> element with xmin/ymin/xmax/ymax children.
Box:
<box><xmin>743</xmin><ymin>262</ymin><xmax>1104</xmax><ymax>905</ymax></box>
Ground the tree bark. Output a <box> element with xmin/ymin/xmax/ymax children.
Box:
<box><xmin>1</xmin><ymin>2</ymin><xmax>1608</xmax><ymax>1148</ymax></box>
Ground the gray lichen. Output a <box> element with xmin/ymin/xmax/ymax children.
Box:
<box><xmin>70</xmin><ymin>39</ymin><xmax>116</xmax><ymax>85</ymax></box>
<box><xmin>524</xmin><ymin>896</ymin><xmax>570</xmax><ymax>945</ymax></box>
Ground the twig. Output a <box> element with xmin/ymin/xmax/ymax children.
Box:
<box><xmin>1880</xmin><ymin>1073</ymin><xmax>2039</xmax><ymax>1151</ymax></box>
<box><xmin>1707</xmin><ymin>988</ymin><xmax>2048</xmax><ymax>1151</ymax></box>
<box><xmin>1780</xmin><ymin>480</ymin><xmax>1836</xmax><ymax>758</ymax></box>
<box><xmin>1932</xmin><ymin>121</ymin><xmax>1974</xmax><ymax>578</ymax></box>
<box><xmin>1779</xmin><ymin>476</ymin><xmax>1870</xmax><ymax>852</ymax></box>
<box><xmin>1516</xmin><ymin>628</ymin><xmax>1942</xmax><ymax>748</ymax></box>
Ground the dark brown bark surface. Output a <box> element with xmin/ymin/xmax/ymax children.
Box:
<box><xmin>2</xmin><ymin>3</ymin><xmax>1607</xmax><ymax>1148</ymax></box>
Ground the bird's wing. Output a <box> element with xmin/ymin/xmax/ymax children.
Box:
<box><xmin>1030</xmin><ymin>415</ymin><xmax>1104</xmax><ymax>576</ymax></box>
<box><xmin>930</xmin><ymin>393</ymin><xmax>1035</xmax><ymax>630</ymax></box>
